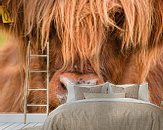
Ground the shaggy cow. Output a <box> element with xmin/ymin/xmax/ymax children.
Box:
<box><xmin>0</xmin><ymin>0</ymin><xmax>162</xmax><ymax>113</ymax></box>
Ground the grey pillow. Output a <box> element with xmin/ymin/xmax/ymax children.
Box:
<box><xmin>66</xmin><ymin>82</ymin><xmax>110</xmax><ymax>102</ymax></box>
<box><xmin>74</xmin><ymin>82</ymin><xmax>110</xmax><ymax>100</ymax></box>
<box><xmin>109</xmin><ymin>83</ymin><xmax>139</xmax><ymax>99</ymax></box>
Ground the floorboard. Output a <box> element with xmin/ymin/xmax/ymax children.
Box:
<box><xmin>0</xmin><ymin>123</ymin><xmax>14</xmax><ymax>130</ymax></box>
<box><xmin>0</xmin><ymin>122</ymin><xmax>43</xmax><ymax>130</ymax></box>
<box><xmin>23</xmin><ymin>122</ymin><xmax>38</xmax><ymax>129</ymax></box>
<box><xmin>3</xmin><ymin>123</ymin><xmax>21</xmax><ymax>130</ymax></box>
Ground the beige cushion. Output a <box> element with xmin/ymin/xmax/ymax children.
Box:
<box><xmin>74</xmin><ymin>82</ymin><xmax>110</xmax><ymax>100</ymax></box>
<box><xmin>84</xmin><ymin>93</ymin><xmax>126</xmax><ymax>99</ymax></box>
<box><xmin>110</xmin><ymin>84</ymin><xmax>139</xmax><ymax>99</ymax></box>
<box><xmin>66</xmin><ymin>82</ymin><xmax>110</xmax><ymax>103</ymax></box>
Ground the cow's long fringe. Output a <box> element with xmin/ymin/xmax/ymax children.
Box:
<box><xmin>4</xmin><ymin>0</ymin><xmax>162</xmax><ymax>74</ymax></box>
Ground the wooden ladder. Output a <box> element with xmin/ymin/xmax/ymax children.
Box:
<box><xmin>24</xmin><ymin>41</ymin><xmax>50</xmax><ymax>124</ymax></box>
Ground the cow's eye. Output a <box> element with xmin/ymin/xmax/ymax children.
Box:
<box><xmin>114</xmin><ymin>10</ymin><xmax>125</xmax><ymax>27</ymax></box>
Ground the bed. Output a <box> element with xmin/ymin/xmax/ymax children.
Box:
<box><xmin>23</xmin><ymin>98</ymin><xmax>163</xmax><ymax>130</ymax></box>
<box><xmin>22</xmin><ymin>81</ymin><xmax>163</xmax><ymax>130</ymax></box>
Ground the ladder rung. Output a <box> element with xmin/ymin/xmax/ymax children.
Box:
<box><xmin>30</xmin><ymin>70</ymin><xmax>48</xmax><ymax>73</ymax></box>
<box><xmin>27</xmin><ymin>104</ymin><xmax>47</xmax><ymax>107</ymax></box>
<box><xmin>28</xmin><ymin>88</ymin><xmax>47</xmax><ymax>91</ymax></box>
<box><xmin>30</xmin><ymin>54</ymin><xmax>47</xmax><ymax>57</ymax></box>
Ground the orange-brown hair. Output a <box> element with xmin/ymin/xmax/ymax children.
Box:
<box><xmin>0</xmin><ymin>0</ymin><xmax>162</xmax><ymax>112</ymax></box>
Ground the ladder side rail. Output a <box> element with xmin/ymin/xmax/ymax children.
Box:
<box><xmin>24</xmin><ymin>41</ymin><xmax>31</xmax><ymax>124</ymax></box>
<box><xmin>46</xmin><ymin>42</ymin><xmax>50</xmax><ymax>115</ymax></box>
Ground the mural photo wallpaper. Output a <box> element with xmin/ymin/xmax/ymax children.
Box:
<box><xmin>0</xmin><ymin>0</ymin><xmax>163</xmax><ymax>114</ymax></box>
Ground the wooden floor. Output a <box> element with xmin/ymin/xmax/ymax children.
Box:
<box><xmin>0</xmin><ymin>122</ymin><xmax>43</xmax><ymax>130</ymax></box>
<box><xmin>0</xmin><ymin>114</ymin><xmax>46</xmax><ymax>130</ymax></box>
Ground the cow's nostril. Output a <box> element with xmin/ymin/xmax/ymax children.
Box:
<box><xmin>60</xmin><ymin>82</ymin><xmax>67</xmax><ymax>90</ymax></box>
<box><xmin>82</xmin><ymin>80</ymin><xmax>85</xmax><ymax>84</ymax></box>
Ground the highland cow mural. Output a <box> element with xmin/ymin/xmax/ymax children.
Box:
<box><xmin>0</xmin><ymin>0</ymin><xmax>162</xmax><ymax>113</ymax></box>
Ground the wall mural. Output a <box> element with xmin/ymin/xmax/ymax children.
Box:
<box><xmin>0</xmin><ymin>0</ymin><xmax>163</xmax><ymax>113</ymax></box>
